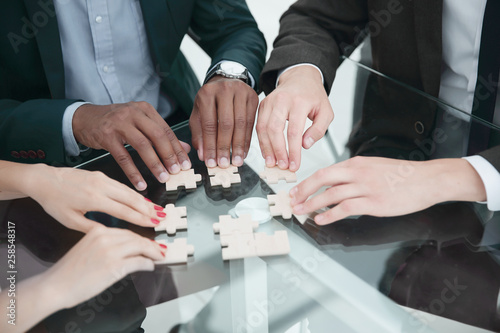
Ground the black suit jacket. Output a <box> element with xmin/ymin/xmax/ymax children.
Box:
<box><xmin>260</xmin><ymin>0</ymin><xmax>500</xmax><ymax>171</ymax></box>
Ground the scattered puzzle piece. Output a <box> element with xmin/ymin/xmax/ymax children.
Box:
<box><xmin>154</xmin><ymin>238</ymin><xmax>194</xmax><ymax>265</ymax></box>
<box><xmin>254</xmin><ymin>231</ymin><xmax>290</xmax><ymax>256</ymax></box>
<box><xmin>208</xmin><ymin>165</ymin><xmax>241</xmax><ymax>188</ymax></box>
<box><xmin>259</xmin><ymin>166</ymin><xmax>297</xmax><ymax>184</ymax></box>
<box><xmin>213</xmin><ymin>214</ymin><xmax>259</xmax><ymax>236</ymax></box>
<box><xmin>154</xmin><ymin>204</ymin><xmax>187</xmax><ymax>235</ymax></box>
<box><xmin>165</xmin><ymin>169</ymin><xmax>202</xmax><ymax>191</ymax></box>
<box><xmin>219</xmin><ymin>231</ymin><xmax>290</xmax><ymax>260</ymax></box>
<box><xmin>268</xmin><ymin>191</ymin><xmax>292</xmax><ymax>219</ymax></box>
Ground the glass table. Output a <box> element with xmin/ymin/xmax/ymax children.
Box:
<box><xmin>0</xmin><ymin>58</ymin><xmax>499</xmax><ymax>333</ymax></box>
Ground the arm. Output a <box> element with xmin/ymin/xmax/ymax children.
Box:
<box><xmin>188</xmin><ymin>0</ymin><xmax>267</xmax><ymax>167</ymax></box>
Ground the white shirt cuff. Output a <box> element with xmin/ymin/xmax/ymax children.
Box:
<box><xmin>463</xmin><ymin>155</ymin><xmax>500</xmax><ymax>211</ymax></box>
<box><xmin>208</xmin><ymin>60</ymin><xmax>255</xmax><ymax>89</ymax></box>
<box><xmin>276</xmin><ymin>63</ymin><xmax>325</xmax><ymax>88</ymax></box>
<box><xmin>62</xmin><ymin>101</ymin><xmax>90</xmax><ymax>156</ymax></box>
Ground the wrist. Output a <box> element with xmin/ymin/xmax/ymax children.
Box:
<box><xmin>278</xmin><ymin>65</ymin><xmax>323</xmax><ymax>88</ymax></box>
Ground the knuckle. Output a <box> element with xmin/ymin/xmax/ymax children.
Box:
<box><xmin>219</xmin><ymin>119</ymin><xmax>234</xmax><ymax>132</ymax></box>
<box><xmin>114</xmin><ymin>153</ymin><xmax>132</xmax><ymax>166</ymax></box>
<box><xmin>203</xmin><ymin>121</ymin><xmax>218</xmax><ymax>135</ymax></box>
<box><xmin>234</xmin><ymin>117</ymin><xmax>246</xmax><ymax>129</ymax></box>
<box><xmin>133</xmin><ymin>137</ymin><xmax>151</xmax><ymax>150</ymax></box>
<box><xmin>163</xmin><ymin>152</ymin><xmax>177</xmax><ymax>163</ymax></box>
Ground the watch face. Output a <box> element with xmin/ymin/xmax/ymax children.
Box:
<box><xmin>220</xmin><ymin>61</ymin><xmax>246</xmax><ymax>75</ymax></box>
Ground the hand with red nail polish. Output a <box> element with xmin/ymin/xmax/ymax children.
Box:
<box><xmin>0</xmin><ymin>161</ymin><xmax>168</xmax><ymax>233</ymax></box>
<box><xmin>0</xmin><ymin>227</ymin><xmax>165</xmax><ymax>332</ymax></box>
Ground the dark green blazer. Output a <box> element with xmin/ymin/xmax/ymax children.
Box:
<box><xmin>260</xmin><ymin>0</ymin><xmax>500</xmax><ymax>171</ymax></box>
<box><xmin>0</xmin><ymin>0</ymin><xmax>266</xmax><ymax>166</ymax></box>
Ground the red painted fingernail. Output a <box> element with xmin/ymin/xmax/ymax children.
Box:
<box><xmin>144</xmin><ymin>198</ymin><xmax>152</xmax><ymax>202</ymax></box>
<box><xmin>161</xmin><ymin>252</ymin><xmax>166</xmax><ymax>257</ymax></box>
<box><xmin>157</xmin><ymin>212</ymin><xmax>166</xmax><ymax>218</ymax></box>
<box><xmin>154</xmin><ymin>205</ymin><xmax>163</xmax><ymax>211</ymax></box>
<box><xmin>151</xmin><ymin>218</ymin><xmax>160</xmax><ymax>224</ymax></box>
<box><xmin>159</xmin><ymin>244</ymin><xmax>167</xmax><ymax>249</ymax></box>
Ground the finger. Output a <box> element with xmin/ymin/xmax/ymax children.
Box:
<box><xmin>287</xmin><ymin>109</ymin><xmax>307</xmax><ymax>172</ymax></box>
<box><xmin>256</xmin><ymin>99</ymin><xmax>275</xmax><ymax>167</ymax></box>
<box><xmin>267</xmin><ymin>105</ymin><xmax>289</xmax><ymax>169</ymax></box>
<box><xmin>119</xmin><ymin>235</ymin><xmax>165</xmax><ymax>261</ymax></box>
<box><xmin>243</xmin><ymin>92</ymin><xmax>258</xmax><ymax>161</ymax></box>
<box><xmin>302</xmin><ymin>104</ymin><xmax>334</xmax><ymax>149</ymax></box>
<box><xmin>99</xmin><ymin>195</ymin><xmax>165</xmax><ymax>227</ymax></box>
<box><xmin>216</xmin><ymin>93</ymin><xmax>234</xmax><ymax>168</ymax></box>
<box><xmin>289</xmin><ymin>166</ymin><xmax>352</xmax><ymax>205</ymax></box>
<box><xmin>314</xmin><ymin>198</ymin><xmax>370</xmax><ymax>225</ymax></box>
<box><xmin>107</xmin><ymin>143</ymin><xmax>147</xmax><ymax>191</ymax></box>
<box><xmin>292</xmin><ymin>184</ymin><xmax>361</xmax><ymax>215</ymax></box>
<box><xmin>118</xmin><ymin>257</ymin><xmax>156</xmax><ymax>278</ymax></box>
<box><xmin>197</xmin><ymin>91</ymin><xmax>218</xmax><ymax>167</ymax></box>
<box><xmin>179</xmin><ymin>141</ymin><xmax>192</xmax><ymax>154</ymax></box>
<box><xmin>231</xmin><ymin>94</ymin><xmax>247</xmax><ymax>166</ymax></box>
<box><xmin>67</xmin><ymin>214</ymin><xmax>103</xmax><ymax>233</ymax></box>
<box><xmin>189</xmin><ymin>112</ymin><xmax>204</xmax><ymax>160</ymax></box>
<box><xmin>125</xmin><ymin>125</ymin><xmax>170</xmax><ymax>183</ymax></box>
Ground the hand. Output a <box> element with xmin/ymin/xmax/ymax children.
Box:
<box><xmin>257</xmin><ymin>65</ymin><xmax>333</xmax><ymax>171</ymax></box>
<box><xmin>189</xmin><ymin>75</ymin><xmax>259</xmax><ymax>168</ymax></box>
<box><xmin>73</xmin><ymin>102</ymin><xmax>192</xmax><ymax>190</ymax></box>
<box><xmin>23</xmin><ymin>164</ymin><xmax>168</xmax><ymax>233</ymax></box>
<box><xmin>41</xmin><ymin>227</ymin><xmax>166</xmax><ymax>309</ymax></box>
<box><xmin>290</xmin><ymin>157</ymin><xmax>487</xmax><ymax>224</ymax></box>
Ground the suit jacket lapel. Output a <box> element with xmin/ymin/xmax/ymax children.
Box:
<box><xmin>23</xmin><ymin>0</ymin><xmax>65</xmax><ymax>99</ymax></box>
<box><xmin>412</xmin><ymin>0</ymin><xmax>443</xmax><ymax>97</ymax></box>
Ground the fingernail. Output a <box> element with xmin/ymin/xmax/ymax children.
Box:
<box><xmin>219</xmin><ymin>157</ymin><xmax>229</xmax><ymax>167</ymax></box>
<box><xmin>154</xmin><ymin>205</ymin><xmax>163</xmax><ymax>211</ymax></box>
<box><xmin>161</xmin><ymin>252</ymin><xmax>166</xmax><ymax>257</ymax></box>
<box><xmin>170</xmin><ymin>164</ymin><xmax>180</xmax><ymax>174</ymax></box>
<box><xmin>233</xmin><ymin>155</ymin><xmax>243</xmax><ymax>166</ymax></box>
<box><xmin>182</xmin><ymin>160</ymin><xmax>191</xmax><ymax>170</ymax></box>
<box><xmin>157</xmin><ymin>211</ymin><xmax>166</xmax><ymax>218</ymax></box>
<box><xmin>293</xmin><ymin>204</ymin><xmax>303</xmax><ymax>213</ymax></box>
<box><xmin>151</xmin><ymin>218</ymin><xmax>160</xmax><ymax>224</ymax></box>
<box><xmin>159</xmin><ymin>244</ymin><xmax>167</xmax><ymax>249</ymax></box>
<box><xmin>159</xmin><ymin>172</ymin><xmax>169</xmax><ymax>183</ymax></box>
<box><xmin>278</xmin><ymin>160</ymin><xmax>287</xmax><ymax>169</ymax></box>
<box><xmin>289</xmin><ymin>161</ymin><xmax>297</xmax><ymax>171</ymax></box>
<box><xmin>207</xmin><ymin>159</ymin><xmax>217</xmax><ymax>168</ymax></box>
<box><xmin>137</xmin><ymin>182</ymin><xmax>147</xmax><ymax>191</ymax></box>
<box><xmin>315</xmin><ymin>214</ymin><xmax>325</xmax><ymax>224</ymax></box>
<box><xmin>265</xmin><ymin>156</ymin><xmax>274</xmax><ymax>167</ymax></box>
<box><xmin>290</xmin><ymin>187</ymin><xmax>298</xmax><ymax>196</ymax></box>
<box><xmin>304</xmin><ymin>137</ymin><xmax>315</xmax><ymax>149</ymax></box>
<box><xmin>144</xmin><ymin>198</ymin><xmax>152</xmax><ymax>202</ymax></box>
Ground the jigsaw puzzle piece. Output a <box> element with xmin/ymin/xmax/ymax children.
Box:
<box><xmin>165</xmin><ymin>169</ymin><xmax>202</xmax><ymax>191</ymax></box>
<box><xmin>254</xmin><ymin>230</ymin><xmax>290</xmax><ymax>256</ymax></box>
<box><xmin>259</xmin><ymin>166</ymin><xmax>297</xmax><ymax>184</ymax></box>
<box><xmin>220</xmin><ymin>233</ymin><xmax>257</xmax><ymax>260</ymax></box>
<box><xmin>213</xmin><ymin>214</ymin><xmax>259</xmax><ymax>236</ymax></box>
<box><xmin>154</xmin><ymin>204</ymin><xmax>187</xmax><ymax>235</ymax></box>
<box><xmin>154</xmin><ymin>238</ymin><xmax>194</xmax><ymax>265</ymax></box>
<box><xmin>208</xmin><ymin>165</ymin><xmax>241</xmax><ymax>188</ymax></box>
<box><xmin>268</xmin><ymin>191</ymin><xmax>293</xmax><ymax>219</ymax></box>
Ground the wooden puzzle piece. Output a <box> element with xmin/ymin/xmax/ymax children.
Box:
<box><xmin>254</xmin><ymin>231</ymin><xmax>290</xmax><ymax>256</ymax></box>
<box><xmin>219</xmin><ymin>231</ymin><xmax>290</xmax><ymax>260</ymax></box>
<box><xmin>207</xmin><ymin>165</ymin><xmax>241</xmax><ymax>188</ymax></box>
<box><xmin>154</xmin><ymin>204</ymin><xmax>187</xmax><ymax>235</ymax></box>
<box><xmin>165</xmin><ymin>169</ymin><xmax>202</xmax><ymax>191</ymax></box>
<box><xmin>213</xmin><ymin>214</ymin><xmax>259</xmax><ymax>236</ymax></box>
<box><xmin>267</xmin><ymin>191</ymin><xmax>293</xmax><ymax>219</ymax></box>
<box><xmin>154</xmin><ymin>238</ymin><xmax>194</xmax><ymax>265</ymax></box>
<box><xmin>259</xmin><ymin>166</ymin><xmax>297</xmax><ymax>184</ymax></box>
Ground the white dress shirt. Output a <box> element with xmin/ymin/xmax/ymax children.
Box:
<box><xmin>279</xmin><ymin>0</ymin><xmax>500</xmax><ymax>211</ymax></box>
<box><xmin>53</xmin><ymin>0</ymin><xmax>253</xmax><ymax>156</ymax></box>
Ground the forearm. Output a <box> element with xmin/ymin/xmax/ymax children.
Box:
<box><xmin>0</xmin><ymin>162</ymin><xmax>47</xmax><ymax>200</ymax></box>
<box><xmin>0</xmin><ymin>273</ymin><xmax>61</xmax><ymax>332</ymax></box>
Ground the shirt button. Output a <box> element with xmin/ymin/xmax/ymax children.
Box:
<box><xmin>95</xmin><ymin>16</ymin><xmax>103</xmax><ymax>23</ymax></box>
<box><xmin>103</xmin><ymin>65</ymin><xmax>109</xmax><ymax>73</ymax></box>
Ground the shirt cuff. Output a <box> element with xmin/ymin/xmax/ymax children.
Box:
<box><xmin>463</xmin><ymin>155</ymin><xmax>500</xmax><ymax>211</ymax></box>
<box><xmin>208</xmin><ymin>60</ymin><xmax>255</xmax><ymax>89</ymax></box>
<box><xmin>62</xmin><ymin>101</ymin><xmax>90</xmax><ymax>156</ymax></box>
<box><xmin>276</xmin><ymin>63</ymin><xmax>325</xmax><ymax>88</ymax></box>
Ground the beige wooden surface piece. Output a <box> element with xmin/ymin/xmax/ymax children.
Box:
<box><xmin>259</xmin><ymin>166</ymin><xmax>297</xmax><ymax>184</ymax></box>
<box><xmin>220</xmin><ymin>232</ymin><xmax>257</xmax><ymax>260</ymax></box>
<box><xmin>154</xmin><ymin>238</ymin><xmax>194</xmax><ymax>265</ymax></box>
<box><xmin>254</xmin><ymin>230</ymin><xmax>290</xmax><ymax>256</ymax></box>
<box><xmin>267</xmin><ymin>191</ymin><xmax>293</xmax><ymax>219</ymax></box>
<box><xmin>165</xmin><ymin>169</ymin><xmax>202</xmax><ymax>191</ymax></box>
<box><xmin>154</xmin><ymin>204</ymin><xmax>187</xmax><ymax>235</ymax></box>
<box><xmin>207</xmin><ymin>165</ymin><xmax>241</xmax><ymax>188</ymax></box>
<box><xmin>213</xmin><ymin>214</ymin><xmax>259</xmax><ymax>236</ymax></box>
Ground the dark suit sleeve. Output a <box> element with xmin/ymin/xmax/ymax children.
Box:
<box><xmin>189</xmin><ymin>0</ymin><xmax>267</xmax><ymax>90</ymax></box>
<box><xmin>479</xmin><ymin>146</ymin><xmax>500</xmax><ymax>172</ymax></box>
<box><xmin>260</xmin><ymin>0</ymin><xmax>369</xmax><ymax>95</ymax></box>
<box><xmin>0</xmin><ymin>99</ymin><xmax>80</xmax><ymax>165</ymax></box>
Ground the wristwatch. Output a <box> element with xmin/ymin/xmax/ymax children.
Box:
<box><xmin>204</xmin><ymin>61</ymin><xmax>250</xmax><ymax>85</ymax></box>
